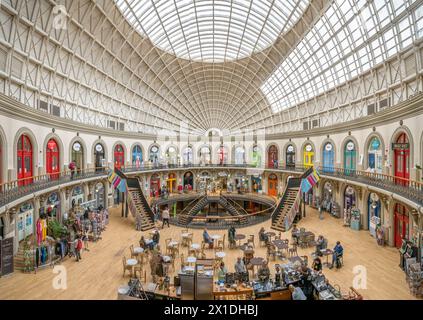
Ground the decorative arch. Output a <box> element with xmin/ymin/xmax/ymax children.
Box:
<box><xmin>112</xmin><ymin>141</ymin><xmax>127</xmax><ymax>169</ymax></box>
<box><xmin>320</xmin><ymin>138</ymin><xmax>337</xmax><ymax>172</ymax></box>
<box><xmin>216</xmin><ymin>144</ymin><xmax>229</xmax><ymax>164</ymax></box>
<box><xmin>147</xmin><ymin>142</ymin><xmax>161</xmax><ymax>163</ymax></box>
<box><xmin>69</xmin><ymin>136</ymin><xmax>87</xmax><ymax>170</ymax></box>
<box><xmin>181</xmin><ymin>144</ymin><xmax>195</xmax><ymax>164</ymax></box>
<box><xmin>363</xmin><ymin>131</ymin><xmax>385</xmax><ymax>171</ymax></box>
<box><xmin>283</xmin><ymin>141</ymin><xmax>297</xmax><ymax>166</ymax></box>
<box><xmin>232</xmin><ymin>143</ymin><xmax>246</xmax><ymax>165</ymax></box>
<box><xmin>165</xmin><ymin>144</ymin><xmax>179</xmax><ymax>165</ymax></box>
<box><xmin>266</xmin><ymin>143</ymin><xmax>280</xmax><ymax>167</ymax></box>
<box><xmin>130</xmin><ymin>142</ymin><xmax>144</xmax><ymax>163</ymax></box>
<box><xmin>91</xmin><ymin>138</ymin><xmax>109</xmax><ymax>168</ymax></box>
<box><xmin>198</xmin><ymin>144</ymin><xmax>212</xmax><ymax>164</ymax></box>
<box><xmin>13</xmin><ymin>127</ymin><xmax>39</xmax><ymax>180</ymax></box>
<box><xmin>300</xmin><ymin>140</ymin><xmax>316</xmax><ymax>167</ymax></box>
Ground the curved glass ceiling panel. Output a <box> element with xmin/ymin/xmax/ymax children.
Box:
<box><xmin>115</xmin><ymin>0</ymin><xmax>309</xmax><ymax>62</ymax></box>
<box><xmin>262</xmin><ymin>0</ymin><xmax>421</xmax><ymax>114</ymax></box>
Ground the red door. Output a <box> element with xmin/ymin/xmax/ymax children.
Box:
<box><xmin>268</xmin><ymin>174</ymin><xmax>278</xmax><ymax>196</ymax></box>
<box><xmin>114</xmin><ymin>145</ymin><xmax>125</xmax><ymax>170</ymax></box>
<box><xmin>394</xmin><ymin>133</ymin><xmax>409</xmax><ymax>186</ymax></box>
<box><xmin>268</xmin><ymin>145</ymin><xmax>278</xmax><ymax>168</ymax></box>
<box><xmin>17</xmin><ymin>134</ymin><xmax>33</xmax><ymax>186</ymax></box>
<box><xmin>394</xmin><ymin>204</ymin><xmax>409</xmax><ymax>248</ymax></box>
<box><xmin>46</xmin><ymin>139</ymin><xmax>60</xmax><ymax>180</ymax></box>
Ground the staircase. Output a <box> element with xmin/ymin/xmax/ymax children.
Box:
<box><xmin>127</xmin><ymin>177</ymin><xmax>155</xmax><ymax>231</ymax></box>
<box><xmin>178</xmin><ymin>195</ymin><xmax>208</xmax><ymax>225</ymax></box>
<box><xmin>219</xmin><ymin>196</ymin><xmax>248</xmax><ymax>225</ymax></box>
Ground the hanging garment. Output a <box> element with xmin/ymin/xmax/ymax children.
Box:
<box><xmin>36</xmin><ymin>219</ymin><xmax>42</xmax><ymax>246</ymax></box>
<box><xmin>41</xmin><ymin>219</ymin><xmax>47</xmax><ymax>241</ymax></box>
<box><xmin>40</xmin><ymin>246</ymin><xmax>47</xmax><ymax>264</ymax></box>
<box><xmin>35</xmin><ymin>247</ymin><xmax>40</xmax><ymax>267</ymax></box>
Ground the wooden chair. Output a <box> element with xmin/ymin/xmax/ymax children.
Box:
<box><xmin>165</xmin><ymin>238</ymin><xmax>172</xmax><ymax>255</ymax></box>
<box><xmin>137</xmin><ymin>252</ymin><xmax>147</xmax><ymax>266</ymax></box>
<box><xmin>130</xmin><ymin>245</ymin><xmax>136</xmax><ymax>258</ymax></box>
<box><xmin>133</xmin><ymin>260</ymin><xmax>143</xmax><ymax>278</ymax></box>
<box><xmin>180</xmin><ymin>253</ymin><xmax>186</xmax><ymax>270</ymax></box>
<box><xmin>288</xmin><ymin>244</ymin><xmax>298</xmax><ymax>257</ymax></box>
<box><xmin>217</xmin><ymin>234</ymin><xmax>225</xmax><ymax>250</ymax></box>
<box><xmin>122</xmin><ymin>257</ymin><xmax>133</xmax><ymax>277</ymax></box>
<box><xmin>247</xmin><ymin>235</ymin><xmax>255</xmax><ymax>248</ymax></box>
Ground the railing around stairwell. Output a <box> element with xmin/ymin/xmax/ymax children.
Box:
<box><xmin>221</xmin><ymin>194</ymin><xmax>249</xmax><ymax>216</ymax></box>
<box><xmin>176</xmin><ymin>193</ymin><xmax>207</xmax><ymax>221</ymax></box>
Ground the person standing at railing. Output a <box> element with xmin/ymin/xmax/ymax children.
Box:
<box><xmin>69</xmin><ymin>160</ymin><xmax>76</xmax><ymax>180</ymax></box>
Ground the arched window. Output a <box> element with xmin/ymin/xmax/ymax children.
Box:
<box><xmin>149</xmin><ymin>145</ymin><xmax>160</xmax><ymax>164</ymax></box>
<box><xmin>252</xmin><ymin>145</ymin><xmax>262</xmax><ymax>167</ymax></box>
<box><xmin>114</xmin><ymin>144</ymin><xmax>125</xmax><ymax>169</ymax></box>
<box><xmin>322</xmin><ymin>142</ymin><xmax>334</xmax><ymax>173</ymax></box>
<box><xmin>268</xmin><ymin>145</ymin><xmax>278</xmax><ymax>168</ymax></box>
<box><xmin>183</xmin><ymin>146</ymin><xmax>193</xmax><ymax>165</ymax></box>
<box><xmin>234</xmin><ymin>146</ymin><xmax>245</xmax><ymax>165</ymax></box>
<box><xmin>368</xmin><ymin>137</ymin><xmax>382</xmax><ymax>173</ymax></box>
<box><xmin>393</xmin><ymin>133</ymin><xmax>409</xmax><ymax>185</ymax></box>
<box><xmin>132</xmin><ymin>145</ymin><xmax>142</xmax><ymax>168</ymax></box>
<box><xmin>199</xmin><ymin>146</ymin><xmax>211</xmax><ymax>165</ymax></box>
<box><xmin>166</xmin><ymin>146</ymin><xmax>178</xmax><ymax>166</ymax></box>
<box><xmin>46</xmin><ymin>139</ymin><xmax>60</xmax><ymax>180</ymax></box>
<box><xmin>17</xmin><ymin>134</ymin><xmax>33</xmax><ymax>186</ymax></box>
<box><xmin>218</xmin><ymin>145</ymin><xmax>228</xmax><ymax>165</ymax></box>
<box><xmin>71</xmin><ymin>141</ymin><xmax>84</xmax><ymax>172</ymax></box>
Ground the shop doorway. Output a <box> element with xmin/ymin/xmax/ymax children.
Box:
<box><xmin>251</xmin><ymin>176</ymin><xmax>262</xmax><ymax>193</ymax></box>
<box><xmin>17</xmin><ymin>134</ymin><xmax>33</xmax><ymax>186</ymax></box>
<box><xmin>268</xmin><ymin>174</ymin><xmax>278</xmax><ymax>197</ymax></box>
<box><xmin>199</xmin><ymin>146</ymin><xmax>211</xmax><ymax>165</ymax></box>
<box><xmin>150</xmin><ymin>174</ymin><xmax>160</xmax><ymax>196</ymax></box>
<box><xmin>94</xmin><ymin>143</ymin><xmax>105</xmax><ymax>172</ymax></box>
<box><xmin>303</xmin><ymin>144</ymin><xmax>314</xmax><ymax>168</ymax></box>
<box><xmin>182</xmin><ymin>146</ymin><xmax>193</xmax><ymax>165</ymax></box>
<box><xmin>17</xmin><ymin>203</ymin><xmax>34</xmax><ymax>242</ymax></box>
<box><xmin>268</xmin><ymin>145</ymin><xmax>278</xmax><ymax>168</ymax></box>
<box><xmin>322</xmin><ymin>143</ymin><xmax>334</xmax><ymax>173</ymax></box>
<box><xmin>286</xmin><ymin>144</ymin><xmax>295</xmax><ymax>167</ymax></box>
<box><xmin>114</xmin><ymin>144</ymin><xmax>125</xmax><ymax>170</ymax></box>
<box><xmin>183</xmin><ymin>171</ymin><xmax>193</xmax><ymax>190</ymax></box>
<box><xmin>394</xmin><ymin>203</ymin><xmax>409</xmax><ymax>248</ymax></box>
<box><xmin>344</xmin><ymin>140</ymin><xmax>356</xmax><ymax>175</ymax></box>
<box><xmin>166</xmin><ymin>146</ymin><xmax>178</xmax><ymax>166</ymax></box>
<box><xmin>46</xmin><ymin>139</ymin><xmax>60</xmax><ymax>180</ymax></box>
<box><xmin>322</xmin><ymin>182</ymin><xmax>333</xmax><ymax>212</ymax></box>
<box><xmin>393</xmin><ymin>133</ymin><xmax>410</xmax><ymax>186</ymax></box>
<box><xmin>368</xmin><ymin>192</ymin><xmax>381</xmax><ymax>230</ymax></box>
<box><xmin>368</xmin><ymin>137</ymin><xmax>382</xmax><ymax>173</ymax></box>
<box><xmin>149</xmin><ymin>145</ymin><xmax>160</xmax><ymax>165</ymax></box>
<box><xmin>95</xmin><ymin>182</ymin><xmax>105</xmax><ymax>208</ymax></box>
<box><xmin>71</xmin><ymin>141</ymin><xmax>84</xmax><ymax>173</ymax></box>
<box><xmin>344</xmin><ymin>186</ymin><xmax>356</xmax><ymax>210</ymax></box>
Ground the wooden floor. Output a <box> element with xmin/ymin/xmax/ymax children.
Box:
<box><xmin>0</xmin><ymin>206</ymin><xmax>418</xmax><ymax>300</ymax></box>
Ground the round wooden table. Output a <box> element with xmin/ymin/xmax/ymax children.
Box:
<box><xmin>265</xmin><ymin>232</ymin><xmax>276</xmax><ymax>242</ymax></box>
<box><xmin>235</xmin><ymin>234</ymin><xmax>246</xmax><ymax>247</ymax></box>
<box><xmin>249</xmin><ymin>257</ymin><xmax>264</xmax><ymax>277</ymax></box>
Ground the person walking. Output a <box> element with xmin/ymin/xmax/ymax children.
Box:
<box><xmin>75</xmin><ymin>235</ymin><xmax>83</xmax><ymax>262</ymax></box>
<box><xmin>161</xmin><ymin>205</ymin><xmax>170</xmax><ymax>228</ymax></box>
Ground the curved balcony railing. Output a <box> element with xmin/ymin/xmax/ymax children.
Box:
<box><xmin>0</xmin><ymin>163</ymin><xmax>422</xmax><ymax>210</ymax></box>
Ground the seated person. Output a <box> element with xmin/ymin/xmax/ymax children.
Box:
<box><xmin>315</xmin><ymin>235</ymin><xmax>327</xmax><ymax>256</ymax></box>
<box><xmin>152</xmin><ymin>228</ymin><xmax>160</xmax><ymax>247</ymax></box>
<box><xmin>289</xmin><ymin>285</ymin><xmax>307</xmax><ymax>300</ymax></box>
<box><xmin>330</xmin><ymin>241</ymin><xmax>344</xmax><ymax>269</ymax></box>
<box><xmin>228</xmin><ymin>226</ymin><xmax>236</xmax><ymax>248</ymax></box>
<box><xmin>258</xmin><ymin>227</ymin><xmax>269</xmax><ymax>244</ymax></box>
<box><xmin>312</xmin><ymin>257</ymin><xmax>323</xmax><ymax>272</ymax></box>
<box><xmin>274</xmin><ymin>264</ymin><xmax>283</xmax><ymax>287</ymax></box>
<box><xmin>234</xmin><ymin>257</ymin><xmax>246</xmax><ymax>274</ymax></box>
<box><xmin>203</xmin><ymin>228</ymin><xmax>214</xmax><ymax>248</ymax></box>
<box><xmin>217</xmin><ymin>262</ymin><xmax>227</xmax><ymax>283</ymax></box>
<box><xmin>257</xmin><ymin>260</ymin><xmax>270</xmax><ymax>282</ymax></box>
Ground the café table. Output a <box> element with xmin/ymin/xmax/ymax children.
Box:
<box><xmin>191</xmin><ymin>243</ymin><xmax>200</xmax><ymax>250</ymax></box>
<box><xmin>126</xmin><ymin>258</ymin><xmax>138</xmax><ymax>277</ymax></box>
<box><xmin>272</xmin><ymin>240</ymin><xmax>288</xmax><ymax>258</ymax></box>
<box><xmin>215</xmin><ymin>251</ymin><xmax>226</xmax><ymax>259</ymax></box>
<box><xmin>133</xmin><ymin>247</ymin><xmax>144</xmax><ymax>254</ymax></box>
<box><xmin>211</xmin><ymin>234</ymin><xmax>221</xmax><ymax>247</ymax></box>
<box><xmin>249</xmin><ymin>257</ymin><xmax>264</xmax><ymax>277</ymax></box>
<box><xmin>265</xmin><ymin>232</ymin><xmax>276</xmax><ymax>242</ymax></box>
<box><xmin>186</xmin><ymin>256</ymin><xmax>197</xmax><ymax>265</ymax></box>
<box><xmin>235</xmin><ymin>234</ymin><xmax>246</xmax><ymax>247</ymax></box>
<box><xmin>288</xmin><ymin>256</ymin><xmax>304</xmax><ymax>265</ymax></box>
<box><xmin>320</xmin><ymin>249</ymin><xmax>333</xmax><ymax>267</ymax></box>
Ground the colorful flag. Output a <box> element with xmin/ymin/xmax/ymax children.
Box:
<box><xmin>113</xmin><ymin>176</ymin><xmax>121</xmax><ymax>188</ymax></box>
<box><xmin>117</xmin><ymin>179</ymin><xmax>126</xmax><ymax>193</ymax></box>
<box><xmin>108</xmin><ymin>172</ymin><xmax>116</xmax><ymax>184</ymax></box>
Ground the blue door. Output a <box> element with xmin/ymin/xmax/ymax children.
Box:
<box><xmin>323</xmin><ymin>143</ymin><xmax>334</xmax><ymax>173</ymax></box>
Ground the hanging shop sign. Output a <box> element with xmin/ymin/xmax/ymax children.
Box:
<box><xmin>253</xmin><ymin>146</ymin><xmax>258</xmax><ymax>152</ymax></box>
<box><xmin>325</xmin><ymin>143</ymin><xmax>333</xmax><ymax>151</ymax></box>
<box><xmin>305</xmin><ymin>144</ymin><xmax>313</xmax><ymax>152</ymax></box>
<box><xmin>392</xmin><ymin>143</ymin><xmax>409</xmax><ymax>150</ymax></box>
<box><xmin>95</xmin><ymin>144</ymin><xmax>103</xmax><ymax>152</ymax></box>
<box><xmin>346</xmin><ymin>142</ymin><xmax>355</xmax><ymax>151</ymax></box>
<box><xmin>287</xmin><ymin>145</ymin><xmax>294</xmax><ymax>153</ymax></box>
<box><xmin>218</xmin><ymin>171</ymin><xmax>228</xmax><ymax>177</ymax></box>
<box><xmin>0</xmin><ymin>237</ymin><xmax>14</xmax><ymax>276</ymax></box>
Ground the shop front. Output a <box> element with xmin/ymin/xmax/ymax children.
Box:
<box><xmin>199</xmin><ymin>145</ymin><xmax>211</xmax><ymax>165</ymax></box>
<box><xmin>216</xmin><ymin>171</ymin><xmax>228</xmax><ymax>189</ymax></box>
<box><xmin>114</xmin><ymin>144</ymin><xmax>125</xmax><ymax>170</ymax></box>
<box><xmin>251</xmin><ymin>145</ymin><xmax>262</xmax><ymax>167</ymax></box>
<box><xmin>167</xmin><ymin>173</ymin><xmax>177</xmax><ymax>193</ymax></box>
<box><xmin>344</xmin><ymin>185</ymin><xmax>356</xmax><ymax>210</ymax></box>
<box><xmin>344</xmin><ymin>140</ymin><xmax>357</xmax><ymax>174</ymax></box>
<box><xmin>182</xmin><ymin>146</ymin><xmax>193</xmax><ymax>165</ymax></box>
<box><xmin>368</xmin><ymin>192</ymin><xmax>381</xmax><ymax>237</ymax></box>
<box><xmin>393</xmin><ymin>133</ymin><xmax>410</xmax><ymax>185</ymax></box>
<box><xmin>322</xmin><ymin>182</ymin><xmax>334</xmax><ymax>212</ymax></box>
<box><xmin>17</xmin><ymin>134</ymin><xmax>33</xmax><ymax>186</ymax></box>
<box><xmin>268</xmin><ymin>145</ymin><xmax>278</xmax><ymax>168</ymax></box>
<box><xmin>95</xmin><ymin>182</ymin><xmax>105</xmax><ymax>208</ymax></box>
<box><xmin>267</xmin><ymin>174</ymin><xmax>278</xmax><ymax>196</ymax></box>
<box><xmin>368</xmin><ymin>137</ymin><xmax>383</xmax><ymax>173</ymax></box>
<box><xmin>234</xmin><ymin>174</ymin><xmax>248</xmax><ymax>193</ymax></box>
<box><xmin>46</xmin><ymin>192</ymin><xmax>61</xmax><ymax>221</ymax></box>
<box><xmin>286</xmin><ymin>144</ymin><xmax>295</xmax><ymax>168</ymax></box>
<box><xmin>149</xmin><ymin>145</ymin><xmax>160</xmax><ymax>165</ymax></box>
<box><xmin>150</xmin><ymin>174</ymin><xmax>161</xmax><ymax>196</ymax></box>
<box><xmin>218</xmin><ymin>145</ymin><xmax>228</xmax><ymax>165</ymax></box>
<box><xmin>94</xmin><ymin>143</ymin><xmax>106</xmax><ymax>171</ymax></box>
<box><xmin>132</xmin><ymin>145</ymin><xmax>143</xmax><ymax>168</ymax></box>
<box><xmin>46</xmin><ymin>138</ymin><xmax>60</xmax><ymax>180</ymax></box>
<box><xmin>166</xmin><ymin>146</ymin><xmax>178</xmax><ymax>166</ymax></box>
<box><xmin>17</xmin><ymin>202</ymin><xmax>34</xmax><ymax>242</ymax></box>
<box><xmin>234</xmin><ymin>146</ymin><xmax>245</xmax><ymax>165</ymax></box>
<box><xmin>183</xmin><ymin>171</ymin><xmax>194</xmax><ymax>190</ymax></box>
<box><xmin>251</xmin><ymin>175</ymin><xmax>262</xmax><ymax>193</ymax></box>
<box><xmin>303</xmin><ymin>144</ymin><xmax>314</xmax><ymax>168</ymax></box>
<box><xmin>71</xmin><ymin>186</ymin><xmax>85</xmax><ymax>208</ymax></box>
<box><xmin>322</xmin><ymin>142</ymin><xmax>334</xmax><ymax>173</ymax></box>
<box><xmin>394</xmin><ymin>203</ymin><xmax>409</xmax><ymax>248</ymax></box>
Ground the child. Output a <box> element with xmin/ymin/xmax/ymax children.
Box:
<box><xmin>75</xmin><ymin>236</ymin><xmax>83</xmax><ymax>262</ymax></box>
<box><xmin>82</xmin><ymin>230</ymin><xmax>89</xmax><ymax>252</ymax></box>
